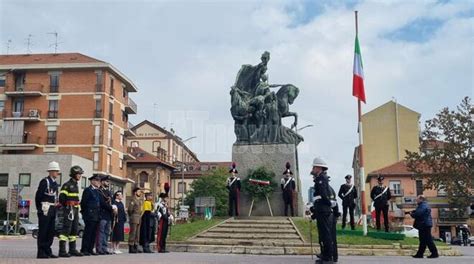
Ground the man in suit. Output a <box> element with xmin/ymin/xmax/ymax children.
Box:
<box><xmin>370</xmin><ymin>175</ymin><xmax>391</xmax><ymax>232</ymax></box>
<box><xmin>338</xmin><ymin>174</ymin><xmax>357</xmax><ymax>230</ymax></box>
<box><xmin>80</xmin><ymin>174</ymin><xmax>101</xmax><ymax>256</ymax></box>
<box><xmin>35</xmin><ymin>161</ymin><xmax>60</xmax><ymax>259</ymax></box>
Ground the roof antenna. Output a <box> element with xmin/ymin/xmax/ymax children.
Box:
<box><xmin>47</xmin><ymin>32</ymin><xmax>61</xmax><ymax>54</ymax></box>
<box><xmin>6</xmin><ymin>39</ymin><xmax>12</xmax><ymax>55</ymax></box>
<box><xmin>26</xmin><ymin>34</ymin><xmax>33</xmax><ymax>54</ymax></box>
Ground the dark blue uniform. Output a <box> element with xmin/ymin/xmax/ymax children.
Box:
<box><xmin>338</xmin><ymin>183</ymin><xmax>357</xmax><ymax>230</ymax></box>
<box><xmin>371</xmin><ymin>185</ymin><xmax>391</xmax><ymax>232</ymax></box>
<box><xmin>281</xmin><ymin>176</ymin><xmax>296</xmax><ymax>216</ymax></box>
<box><xmin>313</xmin><ymin>171</ymin><xmax>334</xmax><ymax>262</ymax></box>
<box><xmin>35</xmin><ymin>176</ymin><xmax>58</xmax><ymax>258</ymax></box>
<box><xmin>80</xmin><ymin>186</ymin><xmax>100</xmax><ymax>255</ymax></box>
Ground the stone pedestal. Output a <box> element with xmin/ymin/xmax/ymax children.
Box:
<box><xmin>232</xmin><ymin>143</ymin><xmax>304</xmax><ymax>216</ymax></box>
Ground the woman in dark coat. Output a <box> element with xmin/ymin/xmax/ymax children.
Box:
<box><xmin>111</xmin><ymin>191</ymin><xmax>127</xmax><ymax>254</ymax></box>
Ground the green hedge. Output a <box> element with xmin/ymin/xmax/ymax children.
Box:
<box><xmin>336</xmin><ymin>229</ymin><xmax>405</xmax><ymax>240</ymax></box>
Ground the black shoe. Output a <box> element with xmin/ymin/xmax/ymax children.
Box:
<box><xmin>412</xmin><ymin>255</ymin><xmax>423</xmax><ymax>258</ymax></box>
<box><xmin>129</xmin><ymin>245</ymin><xmax>137</xmax><ymax>254</ymax></box>
<box><xmin>48</xmin><ymin>254</ymin><xmax>58</xmax><ymax>258</ymax></box>
<box><xmin>427</xmin><ymin>254</ymin><xmax>439</xmax><ymax>259</ymax></box>
<box><xmin>103</xmin><ymin>251</ymin><xmax>111</xmax><ymax>255</ymax></box>
<box><xmin>37</xmin><ymin>255</ymin><xmax>49</xmax><ymax>259</ymax></box>
<box><xmin>81</xmin><ymin>251</ymin><xmax>90</xmax><ymax>256</ymax></box>
<box><xmin>89</xmin><ymin>251</ymin><xmax>99</xmax><ymax>256</ymax></box>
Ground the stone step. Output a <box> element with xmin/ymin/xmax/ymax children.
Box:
<box><xmin>195</xmin><ymin>232</ymin><xmax>301</xmax><ymax>240</ymax></box>
<box><xmin>219</xmin><ymin>223</ymin><xmax>291</xmax><ymax>229</ymax></box>
<box><xmin>226</xmin><ymin>219</ymin><xmax>290</xmax><ymax>225</ymax></box>
<box><xmin>208</xmin><ymin>227</ymin><xmax>297</xmax><ymax>234</ymax></box>
<box><xmin>188</xmin><ymin>238</ymin><xmax>304</xmax><ymax>246</ymax></box>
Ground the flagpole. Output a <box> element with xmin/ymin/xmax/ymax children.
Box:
<box><xmin>355</xmin><ymin>10</ymin><xmax>368</xmax><ymax>236</ymax></box>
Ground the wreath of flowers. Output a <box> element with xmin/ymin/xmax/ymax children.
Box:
<box><xmin>242</xmin><ymin>166</ymin><xmax>277</xmax><ymax>201</ymax></box>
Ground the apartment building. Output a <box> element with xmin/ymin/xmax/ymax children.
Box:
<box><xmin>353</xmin><ymin>100</ymin><xmax>421</xmax><ymax>213</ymax></box>
<box><xmin>0</xmin><ymin>53</ymin><xmax>138</xmax><ymax>196</ymax></box>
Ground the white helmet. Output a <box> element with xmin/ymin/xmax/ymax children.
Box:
<box><xmin>312</xmin><ymin>157</ymin><xmax>328</xmax><ymax>169</ymax></box>
<box><xmin>47</xmin><ymin>161</ymin><xmax>60</xmax><ymax>171</ymax></box>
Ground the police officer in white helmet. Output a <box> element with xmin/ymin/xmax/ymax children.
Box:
<box><xmin>310</xmin><ymin>157</ymin><xmax>336</xmax><ymax>264</ymax></box>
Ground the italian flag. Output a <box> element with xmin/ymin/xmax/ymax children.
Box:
<box><xmin>353</xmin><ymin>35</ymin><xmax>366</xmax><ymax>103</ymax></box>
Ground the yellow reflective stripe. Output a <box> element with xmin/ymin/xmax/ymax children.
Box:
<box><xmin>59</xmin><ymin>235</ymin><xmax>68</xmax><ymax>241</ymax></box>
<box><xmin>74</xmin><ymin>205</ymin><xmax>80</xmax><ymax>208</ymax></box>
<box><xmin>60</xmin><ymin>190</ymin><xmax>69</xmax><ymax>195</ymax></box>
<box><xmin>60</xmin><ymin>190</ymin><xmax>79</xmax><ymax>197</ymax></box>
<box><xmin>68</xmin><ymin>236</ymin><xmax>77</xmax><ymax>242</ymax></box>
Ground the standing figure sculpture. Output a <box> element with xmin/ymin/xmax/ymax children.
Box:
<box><xmin>230</xmin><ymin>51</ymin><xmax>303</xmax><ymax>145</ymax></box>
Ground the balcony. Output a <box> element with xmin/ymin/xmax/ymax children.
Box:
<box><xmin>4</xmin><ymin>83</ymin><xmax>44</xmax><ymax>96</ymax></box>
<box><xmin>438</xmin><ymin>208</ymin><xmax>469</xmax><ymax>224</ymax></box>
<box><xmin>391</xmin><ymin>189</ymin><xmax>404</xmax><ymax>197</ymax></box>
<box><xmin>125</xmin><ymin>97</ymin><xmax>137</xmax><ymax>114</ymax></box>
<box><xmin>124</xmin><ymin>121</ymin><xmax>136</xmax><ymax>137</ymax></box>
<box><xmin>47</xmin><ymin>110</ymin><xmax>58</xmax><ymax>119</ymax></box>
<box><xmin>4</xmin><ymin>109</ymin><xmax>41</xmax><ymax>121</ymax></box>
<box><xmin>0</xmin><ymin>134</ymin><xmax>40</xmax><ymax>151</ymax></box>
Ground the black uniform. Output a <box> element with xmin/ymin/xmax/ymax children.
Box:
<box><xmin>35</xmin><ymin>176</ymin><xmax>59</xmax><ymax>258</ymax></box>
<box><xmin>80</xmin><ymin>185</ymin><xmax>100</xmax><ymax>255</ymax></box>
<box><xmin>281</xmin><ymin>176</ymin><xmax>296</xmax><ymax>216</ymax></box>
<box><xmin>338</xmin><ymin>183</ymin><xmax>357</xmax><ymax>230</ymax></box>
<box><xmin>227</xmin><ymin>176</ymin><xmax>241</xmax><ymax>216</ymax></box>
<box><xmin>370</xmin><ymin>185</ymin><xmax>391</xmax><ymax>232</ymax></box>
<box><xmin>313</xmin><ymin>171</ymin><xmax>334</xmax><ymax>262</ymax></box>
<box><xmin>58</xmin><ymin>178</ymin><xmax>82</xmax><ymax>257</ymax></box>
<box><xmin>156</xmin><ymin>200</ymin><xmax>170</xmax><ymax>253</ymax></box>
<box><xmin>329</xmin><ymin>186</ymin><xmax>340</xmax><ymax>263</ymax></box>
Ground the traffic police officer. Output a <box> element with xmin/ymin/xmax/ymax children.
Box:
<box><xmin>281</xmin><ymin>162</ymin><xmax>296</xmax><ymax>216</ymax></box>
<box><xmin>35</xmin><ymin>161</ymin><xmax>60</xmax><ymax>259</ymax></box>
<box><xmin>227</xmin><ymin>163</ymin><xmax>241</xmax><ymax>217</ymax></box>
<box><xmin>311</xmin><ymin>157</ymin><xmax>335</xmax><ymax>264</ymax></box>
<box><xmin>338</xmin><ymin>174</ymin><xmax>357</xmax><ymax>230</ymax></box>
<box><xmin>370</xmin><ymin>175</ymin><xmax>391</xmax><ymax>232</ymax></box>
<box><xmin>58</xmin><ymin>165</ymin><xmax>84</xmax><ymax>257</ymax></box>
<box><xmin>80</xmin><ymin>174</ymin><xmax>101</xmax><ymax>256</ymax></box>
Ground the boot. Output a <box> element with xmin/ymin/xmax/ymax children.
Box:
<box><xmin>129</xmin><ymin>245</ymin><xmax>137</xmax><ymax>254</ymax></box>
<box><xmin>58</xmin><ymin>241</ymin><xmax>71</xmax><ymax>258</ymax></box>
<box><xmin>69</xmin><ymin>241</ymin><xmax>83</xmax><ymax>257</ymax></box>
<box><xmin>143</xmin><ymin>244</ymin><xmax>151</xmax><ymax>253</ymax></box>
<box><xmin>135</xmin><ymin>245</ymin><xmax>143</xmax><ymax>253</ymax></box>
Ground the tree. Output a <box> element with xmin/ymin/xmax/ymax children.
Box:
<box><xmin>184</xmin><ymin>167</ymin><xmax>229</xmax><ymax>216</ymax></box>
<box><xmin>405</xmin><ymin>96</ymin><xmax>473</xmax><ymax>216</ymax></box>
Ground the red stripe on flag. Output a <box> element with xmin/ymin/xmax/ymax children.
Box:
<box><xmin>353</xmin><ymin>74</ymin><xmax>366</xmax><ymax>103</ymax></box>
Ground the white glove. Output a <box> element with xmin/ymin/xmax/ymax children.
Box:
<box><xmin>330</xmin><ymin>200</ymin><xmax>337</xmax><ymax>208</ymax></box>
<box><xmin>314</xmin><ymin>195</ymin><xmax>322</xmax><ymax>201</ymax></box>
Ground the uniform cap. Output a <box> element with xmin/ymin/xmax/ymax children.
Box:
<box><xmin>377</xmin><ymin>175</ymin><xmax>384</xmax><ymax>181</ymax></box>
<box><xmin>47</xmin><ymin>161</ymin><xmax>61</xmax><ymax>171</ymax></box>
<box><xmin>345</xmin><ymin>174</ymin><xmax>352</xmax><ymax>180</ymax></box>
<box><xmin>100</xmin><ymin>175</ymin><xmax>110</xmax><ymax>182</ymax></box>
<box><xmin>283</xmin><ymin>162</ymin><xmax>293</xmax><ymax>175</ymax></box>
<box><xmin>88</xmin><ymin>174</ymin><xmax>101</xmax><ymax>181</ymax></box>
<box><xmin>229</xmin><ymin>162</ymin><xmax>238</xmax><ymax>174</ymax></box>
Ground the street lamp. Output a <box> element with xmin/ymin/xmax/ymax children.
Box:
<box><xmin>180</xmin><ymin>136</ymin><xmax>196</xmax><ymax>206</ymax></box>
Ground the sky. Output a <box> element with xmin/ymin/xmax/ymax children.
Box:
<box><xmin>1</xmin><ymin>0</ymin><xmax>473</xmax><ymax>203</ymax></box>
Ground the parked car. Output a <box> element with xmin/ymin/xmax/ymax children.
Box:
<box><xmin>470</xmin><ymin>236</ymin><xmax>474</xmax><ymax>246</ymax></box>
<box><xmin>450</xmin><ymin>236</ymin><xmax>472</xmax><ymax>246</ymax></box>
<box><xmin>0</xmin><ymin>219</ymin><xmax>38</xmax><ymax>235</ymax></box>
<box><xmin>400</xmin><ymin>225</ymin><xmax>419</xmax><ymax>238</ymax></box>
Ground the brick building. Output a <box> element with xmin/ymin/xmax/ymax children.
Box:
<box><xmin>0</xmin><ymin>53</ymin><xmax>138</xmax><ymax>195</ymax></box>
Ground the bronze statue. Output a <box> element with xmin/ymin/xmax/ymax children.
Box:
<box><xmin>230</xmin><ymin>51</ymin><xmax>303</xmax><ymax>145</ymax></box>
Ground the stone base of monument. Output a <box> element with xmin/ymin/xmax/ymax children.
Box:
<box><xmin>232</xmin><ymin>143</ymin><xmax>304</xmax><ymax>217</ymax></box>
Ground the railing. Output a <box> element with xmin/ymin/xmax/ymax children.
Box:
<box><xmin>47</xmin><ymin>110</ymin><xmax>58</xmax><ymax>119</ymax></box>
<box><xmin>5</xmin><ymin>83</ymin><xmax>44</xmax><ymax>93</ymax></box>
<box><xmin>127</xmin><ymin>97</ymin><xmax>137</xmax><ymax>113</ymax></box>
<box><xmin>5</xmin><ymin>109</ymin><xmax>42</xmax><ymax>119</ymax></box>
<box><xmin>94</xmin><ymin>110</ymin><xmax>103</xmax><ymax>118</ymax></box>
<box><xmin>0</xmin><ymin>135</ymin><xmax>40</xmax><ymax>144</ymax></box>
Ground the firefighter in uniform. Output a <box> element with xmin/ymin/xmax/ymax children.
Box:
<box><xmin>80</xmin><ymin>174</ymin><xmax>101</xmax><ymax>256</ymax></box>
<box><xmin>310</xmin><ymin>157</ymin><xmax>335</xmax><ymax>264</ymax></box>
<box><xmin>227</xmin><ymin>162</ymin><xmax>241</xmax><ymax>217</ymax></box>
<box><xmin>281</xmin><ymin>162</ymin><xmax>296</xmax><ymax>216</ymax></box>
<box><xmin>58</xmin><ymin>165</ymin><xmax>84</xmax><ymax>257</ymax></box>
<box><xmin>370</xmin><ymin>175</ymin><xmax>391</xmax><ymax>232</ymax></box>
<box><xmin>35</xmin><ymin>161</ymin><xmax>60</xmax><ymax>259</ymax></box>
<box><xmin>128</xmin><ymin>187</ymin><xmax>143</xmax><ymax>253</ymax></box>
<box><xmin>338</xmin><ymin>174</ymin><xmax>357</xmax><ymax>230</ymax></box>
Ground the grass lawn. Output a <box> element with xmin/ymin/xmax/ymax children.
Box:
<box><xmin>168</xmin><ymin>217</ymin><xmax>226</xmax><ymax>241</ymax></box>
<box><xmin>292</xmin><ymin>218</ymin><xmax>444</xmax><ymax>246</ymax></box>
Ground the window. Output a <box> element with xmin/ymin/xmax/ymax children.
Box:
<box><xmin>139</xmin><ymin>171</ymin><xmax>148</xmax><ymax>188</ymax></box>
<box><xmin>48</xmin><ymin>100</ymin><xmax>58</xmax><ymax>118</ymax></box>
<box><xmin>81</xmin><ymin>177</ymin><xmax>87</xmax><ymax>189</ymax></box>
<box><xmin>122</xmin><ymin>87</ymin><xmax>127</xmax><ymax>98</ymax></box>
<box><xmin>0</xmin><ymin>100</ymin><xmax>4</xmax><ymax>112</ymax></box>
<box><xmin>131</xmin><ymin>141</ymin><xmax>139</xmax><ymax>148</ymax></box>
<box><xmin>122</xmin><ymin>111</ymin><xmax>128</xmax><ymax>122</ymax></box>
<box><xmin>57</xmin><ymin>173</ymin><xmax>62</xmax><ymax>186</ymax></box>
<box><xmin>108</xmin><ymin>128</ymin><xmax>113</xmax><ymax>146</ymax></box>
<box><xmin>13</xmin><ymin>98</ymin><xmax>24</xmax><ymax>114</ymax></box>
<box><xmin>416</xmin><ymin>180</ymin><xmax>424</xmax><ymax>196</ymax></box>
<box><xmin>389</xmin><ymin>180</ymin><xmax>402</xmax><ymax>195</ymax></box>
<box><xmin>19</xmin><ymin>173</ymin><xmax>31</xmax><ymax>187</ymax></box>
<box><xmin>109</xmin><ymin>102</ymin><xmax>114</xmax><ymax>122</ymax></box>
<box><xmin>178</xmin><ymin>182</ymin><xmax>187</xmax><ymax>194</ymax></box>
<box><xmin>93</xmin><ymin>152</ymin><xmax>99</xmax><ymax>170</ymax></box>
<box><xmin>201</xmin><ymin>165</ymin><xmax>209</xmax><ymax>171</ymax></box>
<box><xmin>110</xmin><ymin>77</ymin><xmax>114</xmax><ymax>96</ymax></box>
<box><xmin>152</xmin><ymin>141</ymin><xmax>161</xmax><ymax>152</ymax></box>
<box><xmin>47</xmin><ymin>131</ymin><xmax>57</xmax><ymax>145</ymax></box>
<box><xmin>119</xmin><ymin>158</ymin><xmax>123</xmax><ymax>169</ymax></box>
<box><xmin>50</xmin><ymin>74</ymin><xmax>59</xmax><ymax>92</ymax></box>
<box><xmin>438</xmin><ymin>184</ymin><xmax>447</xmax><ymax>196</ymax></box>
<box><xmin>107</xmin><ymin>154</ymin><xmax>112</xmax><ymax>173</ymax></box>
<box><xmin>96</xmin><ymin>72</ymin><xmax>103</xmax><ymax>92</ymax></box>
<box><xmin>0</xmin><ymin>73</ymin><xmax>5</xmax><ymax>87</ymax></box>
<box><xmin>95</xmin><ymin>99</ymin><xmax>102</xmax><ymax>118</ymax></box>
<box><xmin>0</xmin><ymin>174</ymin><xmax>8</xmax><ymax>187</ymax></box>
